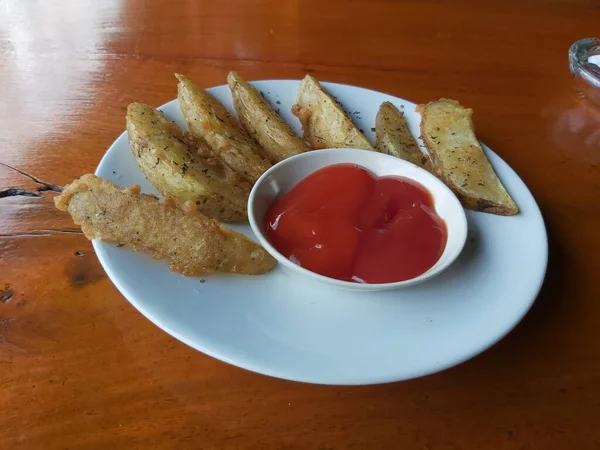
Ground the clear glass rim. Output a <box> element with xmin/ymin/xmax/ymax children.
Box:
<box><xmin>569</xmin><ymin>37</ymin><xmax>600</xmax><ymax>82</ymax></box>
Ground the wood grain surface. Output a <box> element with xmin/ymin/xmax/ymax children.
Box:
<box><xmin>1</xmin><ymin>0</ymin><xmax>600</xmax><ymax>448</ymax></box>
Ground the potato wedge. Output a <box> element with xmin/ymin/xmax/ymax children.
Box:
<box><xmin>375</xmin><ymin>101</ymin><xmax>432</xmax><ymax>171</ymax></box>
<box><xmin>127</xmin><ymin>103</ymin><xmax>250</xmax><ymax>222</ymax></box>
<box><xmin>417</xmin><ymin>99</ymin><xmax>518</xmax><ymax>215</ymax></box>
<box><xmin>54</xmin><ymin>174</ymin><xmax>277</xmax><ymax>276</ymax></box>
<box><xmin>227</xmin><ymin>71</ymin><xmax>310</xmax><ymax>162</ymax></box>
<box><xmin>291</xmin><ymin>74</ymin><xmax>374</xmax><ymax>150</ymax></box>
<box><xmin>176</xmin><ymin>73</ymin><xmax>271</xmax><ymax>184</ymax></box>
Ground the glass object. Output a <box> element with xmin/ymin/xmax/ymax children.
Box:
<box><xmin>569</xmin><ymin>37</ymin><xmax>600</xmax><ymax>107</ymax></box>
<box><xmin>542</xmin><ymin>38</ymin><xmax>600</xmax><ymax>165</ymax></box>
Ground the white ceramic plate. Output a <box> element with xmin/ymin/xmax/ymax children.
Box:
<box><xmin>94</xmin><ymin>80</ymin><xmax>548</xmax><ymax>385</ymax></box>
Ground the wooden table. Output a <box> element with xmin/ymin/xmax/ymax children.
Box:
<box><xmin>1</xmin><ymin>0</ymin><xmax>599</xmax><ymax>448</ymax></box>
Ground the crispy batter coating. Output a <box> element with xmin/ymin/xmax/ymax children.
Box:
<box><xmin>54</xmin><ymin>174</ymin><xmax>277</xmax><ymax>275</ymax></box>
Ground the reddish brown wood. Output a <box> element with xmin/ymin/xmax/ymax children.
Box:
<box><xmin>1</xmin><ymin>0</ymin><xmax>600</xmax><ymax>448</ymax></box>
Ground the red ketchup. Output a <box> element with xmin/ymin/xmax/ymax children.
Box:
<box><xmin>264</xmin><ymin>164</ymin><xmax>448</xmax><ymax>283</ymax></box>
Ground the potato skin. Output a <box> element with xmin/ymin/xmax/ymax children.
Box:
<box><xmin>417</xmin><ymin>99</ymin><xmax>518</xmax><ymax>215</ymax></box>
<box><xmin>375</xmin><ymin>101</ymin><xmax>432</xmax><ymax>171</ymax></box>
<box><xmin>176</xmin><ymin>73</ymin><xmax>271</xmax><ymax>184</ymax></box>
<box><xmin>292</xmin><ymin>74</ymin><xmax>374</xmax><ymax>150</ymax></box>
<box><xmin>227</xmin><ymin>71</ymin><xmax>309</xmax><ymax>163</ymax></box>
<box><xmin>127</xmin><ymin>102</ymin><xmax>250</xmax><ymax>222</ymax></box>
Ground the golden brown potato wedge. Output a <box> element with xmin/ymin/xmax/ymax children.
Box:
<box><xmin>227</xmin><ymin>71</ymin><xmax>310</xmax><ymax>162</ymax></box>
<box><xmin>417</xmin><ymin>99</ymin><xmax>518</xmax><ymax>215</ymax></box>
<box><xmin>126</xmin><ymin>102</ymin><xmax>250</xmax><ymax>223</ymax></box>
<box><xmin>54</xmin><ymin>174</ymin><xmax>277</xmax><ymax>276</ymax></box>
<box><xmin>375</xmin><ymin>101</ymin><xmax>432</xmax><ymax>171</ymax></box>
<box><xmin>176</xmin><ymin>73</ymin><xmax>271</xmax><ymax>184</ymax></box>
<box><xmin>291</xmin><ymin>74</ymin><xmax>374</xmax><ymax>150</ymax></box>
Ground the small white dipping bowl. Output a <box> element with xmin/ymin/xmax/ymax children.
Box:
<box><xmin>248</xmin><ymin>148</ymin><xmax>468</xmax><ymax>291</ymax></box>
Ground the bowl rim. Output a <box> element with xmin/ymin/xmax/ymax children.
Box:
<box><xmin>248</xmin><ymin>148</ymin><xmax>468</xmax><ymax>291</ymax></box>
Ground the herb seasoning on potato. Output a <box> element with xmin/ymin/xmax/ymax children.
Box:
<box><xmin>227</xmin><ymin>71</ymin><xmax>310</xmax><ymax>162</ymax></box>
<box><xmin>127</xmin><ymin>103</ymin><xmax>251</xmax><ymax>222</ymax></box>
<box><xmin>417</xmin><ymin>99</ymin><xmax>518</xmax><ymax>215</ymax></box>
<box><xmin>176</xmin><ymin>73</ymin><xmax>271</xmax><ymax>184</ymax></box>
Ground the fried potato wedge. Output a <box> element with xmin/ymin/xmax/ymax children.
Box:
<box><xmin>54</xmin><ymin>174</ymin><xmax>277</xmax><ymax>275</ymax></box>
<box><xmin>227</xmin><ymin>71</ymin><xmax>310</xmax><ymax>162</ymax></box>
<box><xmin>417</xmin><ymin>99</ymin><xmax>518</xmax><ymax>215</ymax></box>
<box><xmin>127</xmin><ymin>103</ymin><xmax>250</xmax><ymax>223</ymax></box>
<box><xmin>375</xmin><ymin>102</ymin><xmax>432</xmax><ymax>171</ymax></box>
<box><xmin>176</xmin><ymin>73</ymin><xmax>271</xmax><ymax>184</ymax></box>
<box><xmin>291</xmin><ymin>74</ymin><xmax>374</xmax><ymax>150</ymax></box>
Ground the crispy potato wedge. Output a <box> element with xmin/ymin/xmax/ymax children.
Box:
<box><xmin>54</xmin><ymin>174</ymin><xmax>277</xmax><ymax>275</ymax></box>
<box><xmin>176</xmin><ymin>73</ymin><xmax>271</xmax><ymax>184</ymax></box>
<box><xmin>417</xmin><ymin>99</ymin><xmax>518</xmax><ymax>215</ymax></box>
<box><xmin>375</xmin><ymin>101</ymin><xmax>432</xmax><ymax>171</ymax></box>
<box><xmin>127</xmin><ymin>103</ymin><xmax>250</xmax><ymax>223</ymax></box>
<box><xmin>291</xmin><ymin>74</ymin><xmax>374</xmax><ymax>150</ymax></box>
<box><xmin>227</xmin><ymin>71</ymin><xmax>310</xmax><ymax>162</ymax></box>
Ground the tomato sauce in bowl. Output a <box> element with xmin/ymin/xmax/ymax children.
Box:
<box><xmin>264</xmin><ymin>164</ymin><xmax>448</xmax><ymax>284</ymax></box>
